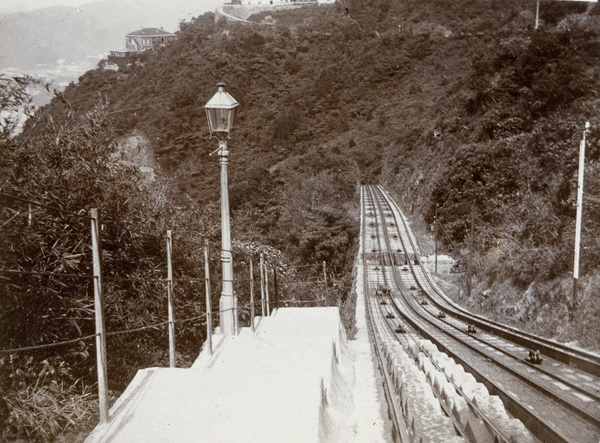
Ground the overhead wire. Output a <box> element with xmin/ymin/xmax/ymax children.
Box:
<box><xmin>101</xmin><ymin>219</ymin><xmax>166</xmax><ymax>242</ymax></box>
<box><xmin>0</xmin><ymin>269</ymin><xmax>95</xmax><ymax>280</ymax></box>
<box><xmin>0</xmin><ymin>191</ymin><xmax>89</xmax><ymax>219</ymax></box>
<box><xmin>0</xmin><ymin>304</ymin><xmax>247</xmax><ymax>355</ymax></box>
<box><xmin>0</xmin><ymin>292</ymin><xmax>326</xmax><ymax>354</ymax></box>
<box><xmin>1</xmin><ymin>193</ymin><xmax>333</xmax><ymax>356</ymax></box>
<box><xmin>0</xmin><ymin>191</ymin><xmax>190</xmax><ymax>244</ymax></box>
<box><xmin>0</xmin><ymin>333</ymin><xmax>99</xmax><ymax>355</ymax></box>
<box><xmin>0</xmin><ymin>210</ymin><xmax>23</xmax><ymax>229</ymax></box>
<box><xmin>283</xmin><ymin>263</ymin><xmax>321</xmax><ymax>269</ymax></box>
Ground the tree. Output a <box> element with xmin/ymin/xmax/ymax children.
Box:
<box><xmin>0</xmin><ymin>75</ymin><xmax>51</xmax><ymax>140</ymax></box>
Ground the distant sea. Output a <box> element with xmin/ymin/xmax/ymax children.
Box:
<box><xmin>2</xmin><ymin>53</ymin><xmax>107</xmax><ymax>133</ymax></box>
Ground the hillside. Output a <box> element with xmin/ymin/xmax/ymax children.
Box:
<box><xmin>2</xmin><ymin>0</ymin><xmax>600</xmax><ymax>440</ymax></box>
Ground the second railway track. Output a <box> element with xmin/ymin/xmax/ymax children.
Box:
<box><xmin>361</xmin><ymin>185</ymin><xmax>600</xmax><ymax>443</ymax></box>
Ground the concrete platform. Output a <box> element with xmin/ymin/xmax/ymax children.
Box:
<box><xmin>85</xmin><ymin>307</ymin><xmax>387</xmax><ymax>442</ymax></box>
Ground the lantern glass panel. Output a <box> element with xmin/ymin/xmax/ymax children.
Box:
<box><xmin>206</xmin><ymin>107</ymin><xmax>235</xmax><ymax>134</ymax></box>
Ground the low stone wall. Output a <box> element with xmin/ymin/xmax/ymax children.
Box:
<box><xmin>421</xmin><ymin>254</ymin><xmax>455</xmax><ymax>274</ymax></box>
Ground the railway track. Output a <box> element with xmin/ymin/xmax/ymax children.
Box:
<box><xmin>361</xmin><ymin>185</ymin><xmax>600</xmax><ymax>443</ymax></box>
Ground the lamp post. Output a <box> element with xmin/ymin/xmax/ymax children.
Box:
<box><xmin>205</xmin><ymin>83</ymin><xmax>239</xmax><ymax>335</ymax></box>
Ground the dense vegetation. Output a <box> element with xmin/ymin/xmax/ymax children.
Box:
<box><xmin>1</xmin><ymin>0</ymin><xmax>599</xmax><ymax>440</ymax></box>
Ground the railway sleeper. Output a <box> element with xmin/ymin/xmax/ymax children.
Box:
<box><xmin>381</xmin><ymin>342</ymin><xmax>467</xmax><ymax>442</ymax></box>
<box><xmin>450</xmin><ymin>379</ymin><xmax>530</xmax><ymax>440</ymax></box>
<box><xmin>368</xmin><ymin>283</ymin><xmax>532</xmax><ymax>442</ymax></box>
<box><xmin>412</xmin><ymin>339</ymin><xmax>534</xmax><ymax>443</ymax></box>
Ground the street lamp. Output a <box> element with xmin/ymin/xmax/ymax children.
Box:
<box><xmin>205</xmin><ymin>83</ymin><xmax>239</xmax><ymax>335</ymax></box>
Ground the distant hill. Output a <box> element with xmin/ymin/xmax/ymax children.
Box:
<box><xmin>3</xmin><ymin>1</ymin><xmax>600</xmax><ymax>440</ymax></box>
<box><xmin>0</xmin><ymin>0</ymin><xmax>223</xmax><ymax>71</ymax></box>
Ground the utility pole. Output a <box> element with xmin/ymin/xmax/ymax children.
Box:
<box><xmin>535</xmin><ymin>0</ymin><xmax>540</xmax><ymax>30</ymax></box>
<box><xmin>573</xmin><ymin>122</ymin><xmax>591</xmax><ymax>312</ymax></box>
<box><xmin>467</xmin><ymin>207</ymin><xmax>474</xmax><ymax>298</ymax></box>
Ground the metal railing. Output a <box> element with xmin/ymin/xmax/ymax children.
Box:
<box><xmin>0</xmin><ymin>191</ymin><xmax>331</xmax><ymax>424</ymax></box>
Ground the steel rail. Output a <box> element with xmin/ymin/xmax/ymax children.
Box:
<box><xmin>404</xmin><ymin>287</ymin><xmax>600</xmax><ymax>429</ymax></box>
<box><xmin>365</xmin><ymin>187</ymin><xmax>475</xmax><ymax>442</ymax></box>
<box><xmin>366</xmin><ymin>186</ymin><xmax>514</xmax><ymax>443</ymax></box>
<box><xmin>377</xmin><ymin>269</ymin><xmax>507</xmax><ymax>443</ymax></box>
<box><xmin>380</xmin><ymin>187</ymin><xmax>600</xmax><ymax>402</ymax></box>
<box><xmin>422</xmin><ymin>301</ymin><xmax>600</xmax><ymax>407</ymax></box>
<box><xmin>381</xmin><ymin>186</ymin><xmax>600</xmax><ymax>376</ymax></box>
<box><xmin>371</xmin><ymin>185</ymin><xmax>600</xmax><ymax>443</ymax></box>
<box><xmin>361</xmin><ymin>186</ymin><xmax>409</xmax><ymax>443</ymax></box>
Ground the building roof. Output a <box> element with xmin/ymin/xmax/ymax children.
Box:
<box><xmin>127</xmin><ymin>28</ymin><xmax>175</xmax><ymax>37</ymax></box>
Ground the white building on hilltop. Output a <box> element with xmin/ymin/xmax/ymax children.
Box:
<box><xmin>218</xmin><ymin>0</ymin><xmax>333</xmax><ymax>22</ymax></box>
<box><xmin>228</xmin><ymin>0</ymin><xmax>333</xmax><ymax>6</ymax></box>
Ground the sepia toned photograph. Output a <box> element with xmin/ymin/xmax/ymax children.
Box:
<box><xmin>1</xmin><ymin>0</ymin><xmax>599</xmax><ymax>441</ymax></box>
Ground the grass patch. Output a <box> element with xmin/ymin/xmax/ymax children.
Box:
<box><xmin>4</xmin><ymin>381</ymin><xmax>98</xmax><ymax>442</ymax></box>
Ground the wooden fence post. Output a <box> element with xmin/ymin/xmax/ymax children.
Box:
<box><xmin>204</xmin><ymin>239</ymin><xmax>212</xmax><ymax>356</ymax></box>
<box><xmin>166</xmin><ymin>230</ymin><xmax>176</xmax><ymax>368</ymax></box>
<box><xmin>260</xmin><ymin>253</ymin><xmax>266</xmax><ymax>317</ymax></box>
<box><xmin>273</xmin><ymin>268</ymin><xmax>279</xmax><ymax>310</ymax></box>
<box><xmin>91</xmin><ymin>208</ymin><xmax>109</xmax><ymax>424</ymax></box>
<box><xmin>323</xmin><ymin>261</ymin><xmax>328</xmax><ymax>306</ymax></box>
<box><xmin>250</xmin><ymin>256</ymin><xmax>255</xmax><ymax>332</ymax></box>
<box><xmin>265</xmin><ymin>260</ymin><xmax>270</xmax><ymax>316</ymax></box>
<box><xmin>233</xmin><ymin>289</ymin><xmax>238</xmax><ymax>336</ymax></box>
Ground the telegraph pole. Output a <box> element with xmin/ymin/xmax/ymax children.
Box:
<box><xmin>573</xmin><ymin>122</ymin><xmax>591</xmax><ymax>312</ymax></box>
<box><xmin>467</xmin><ymin>207</ymin><xmax>474</xmax><ymax>298</ymax></box>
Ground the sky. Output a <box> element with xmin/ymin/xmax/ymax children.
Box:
<box><xmin>0</xmin><ymin>0</ymin><xmax>90</xmax><ymax>12</ymax></box>
<box><xmin>0</xmin><ymin>0</ymin><xmax>223</xmax><ymax>13</ymax></box>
